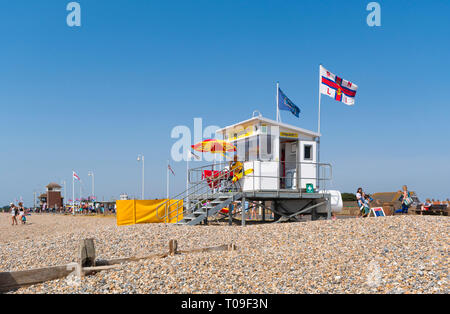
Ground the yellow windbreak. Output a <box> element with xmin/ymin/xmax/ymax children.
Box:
<box><xmin>116</xmin><ymin>200</ymin><xmax>183</xmax><ymax>226</ymax></box>
<box><xmin>116</xmin><ymin>200</ymin><xmax>136</xmax><ymax>226</ymax></box>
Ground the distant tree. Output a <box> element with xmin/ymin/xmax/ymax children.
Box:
<box><xmin>342</xmin><ymin>193</ymin><xmax>357</xmax><ymax>202</ymax></box>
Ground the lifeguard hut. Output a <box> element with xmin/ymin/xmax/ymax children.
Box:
<box><xmin>156</xmin><ymin>112</ymin><xmax>343</xmax><ymax>225</ymax></box>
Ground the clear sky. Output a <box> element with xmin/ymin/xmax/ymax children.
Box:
<box><xmin>1</xmin><ymin>0</ymin><xmax>449</xmax><ymax>206</ymax></box>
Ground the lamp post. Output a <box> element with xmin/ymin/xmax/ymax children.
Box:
<box><xmin>88</xmin><ymin>171</ymin><xmax>95</xmax><ymax>201</ymax></box>
<box><xmin>61</xmin><ymin>180</ymin><xmax>66</xmax><ymax>207</ymax></box>
<box><xmin>137</xmin><ymin>154</ymin><xmax>145</xmax><ymax>200</ymax></box>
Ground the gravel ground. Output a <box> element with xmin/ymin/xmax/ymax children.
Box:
<box><xmin>1</xmin><ymin>213</ymin><xmax>448</xmax><ymax>294</ymax></box>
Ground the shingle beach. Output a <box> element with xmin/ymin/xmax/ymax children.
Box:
<box><xmin>1</xmin><ymin>213</ymin><xmax>448</xmax><ymax>294</ymax></box>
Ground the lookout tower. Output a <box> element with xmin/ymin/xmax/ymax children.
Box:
<box><xmin>39</xmin><ymin>182</ymin><xmax>64</xmax><ymax>209</ymax></box>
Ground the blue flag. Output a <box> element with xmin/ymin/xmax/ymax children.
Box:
<box><xmin>278</xmin><ymin>88</ymin><xmax>301</xmax><ymax>118</ymax></box>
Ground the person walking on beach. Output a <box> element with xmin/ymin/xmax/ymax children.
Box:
<box><xmin>16</xmin><ymin>202</ymin><xmax>23</xmax><ymax>222</ymax></box>
<box><xmin>10</xmin><ymin>203</ymin><xmax>18</xmax><ymax>226</ymax></box>
<box><xmin>395</xmin><ymin>185</ymin><xmax>412</xmax><ymax>214</ymax></box>
<box><xmin>356</xmin><ymin>187</ymin><xmax>365</xmax><ymax>218</ymax></box>
<box><xmin>17</xmin><ymin>202</ymin><xmax>26</xmax><ymax>224</ymax></box>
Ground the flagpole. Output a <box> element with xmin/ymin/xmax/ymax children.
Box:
<box><xmin>186</xmin><ymin>153</ymin><xmax>189</xmax><ymax>193</ymax></box>
<box><xmin>142</xmin><ymin>155</ymin><xmax>145</xmax><ymax>200</ymax></box>
<box><xmin>166</xmin><ymin>160</ymin><xmax>169</xmax><ymax>224</ymax></box>
<box><xmin>72</xmin><ymin>172</ymin><xmax>75</xmax><ymax>215</ymax></box>
<box><xmin>166</xmin><ymin>160</ymin><xmax>169</xmax><ymax>200</ymax></box>
<box><xmin>63</xmin><ymin>180</ymin><xmax>66</xmax><ymax>207</ymax></box>
<box><xmin>317</xmin><ymin>64</ymin><xmax>322</xmax><ymax>191</ymax></box>
<box><xmin>276</xmin><ymin>82</ymin><xmax>280</xmax><ymax>122</ymax></box>
<box><xmin>186</xmin><ymin>152</ymin><xmax>189</xmax><ymax>209</ymax></box>
<box><xmin>318</xmin><ymin>64</ymin><xmax>322</xmax><ymax>135</ymax></box>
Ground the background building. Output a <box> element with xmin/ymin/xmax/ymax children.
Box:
<box><xmin>39</xmin><ymin>182</ymin><xmax>64</xmax><ymax>209</ymax></box>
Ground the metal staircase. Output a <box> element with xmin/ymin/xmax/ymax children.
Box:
<box><xmin>154</xmin><ymin>162</ymin><xmax>242</xmax><ymax>226</ymax></box>
<box><xmin>177</xmin><ymin>192</ymin><xmax>242</xmax><ymax>225</ymax></box>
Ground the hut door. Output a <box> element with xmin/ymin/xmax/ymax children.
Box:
<box><xmin>300</xmin><ymin>141</ymin><xmax>317</xmax><ymax>189</ymax></box>
<box><xmin>280</xmin><ymin>145</ymin><xmax>286</xmax><ymax>189</ymax></box>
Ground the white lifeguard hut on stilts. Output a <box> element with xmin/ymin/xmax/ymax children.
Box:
<box><xmin>157</xmin><ymin>70</ymin><xmax>348</xmax><ymax>225</ymax></box>
<box><xmin>156</xmin><ymin>112</ymin><xmax>343</xmax><ymax>225</ymax></box>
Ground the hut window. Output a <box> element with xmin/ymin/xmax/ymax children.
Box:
<box><xmin>259</xmin><ymin>135</ymin><xmax>273</xmax><ymax>161</ymax></box>
<box><xmin>246</xmin><ymin>138</ymin><xmax>259</xmax><ymax>161</ymax></box>
<box><xmin>234</xmin><ymin>140</ymin><xmax>245</xmax><ymax>161</ymax></box>
<box><xmin>304</xmin><ymin>145</ymin><xmax>313</xmax><ymax>160</ymax></box>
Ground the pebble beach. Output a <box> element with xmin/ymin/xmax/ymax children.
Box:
<box><xmin>1</xmin><ymin>213</ymin><xmax>448</xmax><ymax>294</ymax></box>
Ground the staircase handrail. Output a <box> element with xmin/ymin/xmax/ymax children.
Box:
<box><xmin>155</xmin><ymin>162</ymin><xmax>237</xmax><ymax>223</ymax></box>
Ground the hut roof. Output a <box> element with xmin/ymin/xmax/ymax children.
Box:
<box><xmin>46</xmin><ymin>182</ymin><xmax>62</xmax><ymax>189</ymax></box>
<box><xmin>216</xmin><ymin>116</ymin><xmax>321</xmax><ymax>139</ymax></box>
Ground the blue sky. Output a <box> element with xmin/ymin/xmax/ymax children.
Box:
<box><xmin>1</xmin><ymin>0</ymin><xmax>449</xmax><ymax>205</ymax></box>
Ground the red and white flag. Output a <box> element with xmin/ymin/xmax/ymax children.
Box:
<box><xmin>168</xmin><ymin>165</ymin><xmax>175</xmax><ymax>176</ymax></box>
<box><xmin>320</xmin><ymin>65</ymin><xmax>358</xmax><ymax>106</ymax></box>
<box><xmin>73</xmin><ymin>171</ymin><xmax>81</xmax><ymax>181</ymax></box>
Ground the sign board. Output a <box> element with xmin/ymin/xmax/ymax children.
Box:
<box><xmin>280</xmin><ymin>132</ymin><xmax>299</xmax><ymax>139</ymax></box>
<box><xmin>370</xmin><ymin>207</ymin><xmax>386</xmax><ymax>217</ymax></box>
<box><xmin>306</xmin><ymin>183</ymin><xmax>314</xmax><ymax>193</ymax></box>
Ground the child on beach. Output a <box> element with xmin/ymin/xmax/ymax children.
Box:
<box><xmin>356</xmin><ymin>188</ymin><xmax>373</xmax><ymax>218</ymax></box>
<box><xmin>21</xmin><ymin>212</ymin><xmax>27</xmax><ymax>224</ymax></box>
<box><xmin>360</xmin><ymin>194</ymin><xmax>373</xmax><ymax>217</ymax></box>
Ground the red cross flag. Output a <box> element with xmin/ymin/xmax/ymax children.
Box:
<box><xmin>73</xmin><ymin>171</ymin><xmax>81</xmax><ymax>181</ymax></box>
<box><xmin>320</xmin><ymin>65</ymin><xmax>358</xmax><ymax>106</ymax></box>
<box><xmin>168</xmin><ymin>164</ymin><xmax>175</xmax><ymax>176</ymax></box>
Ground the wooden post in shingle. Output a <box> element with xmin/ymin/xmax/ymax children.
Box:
<box><xmin>79</xmin><ymin>239</ymin><xmax>96</xmax><ymax>268</ymax></box>
<box><xmin>169</xmin><ymin>239</ymin><xmax>178</xmax><ymax>256</ymax></box>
